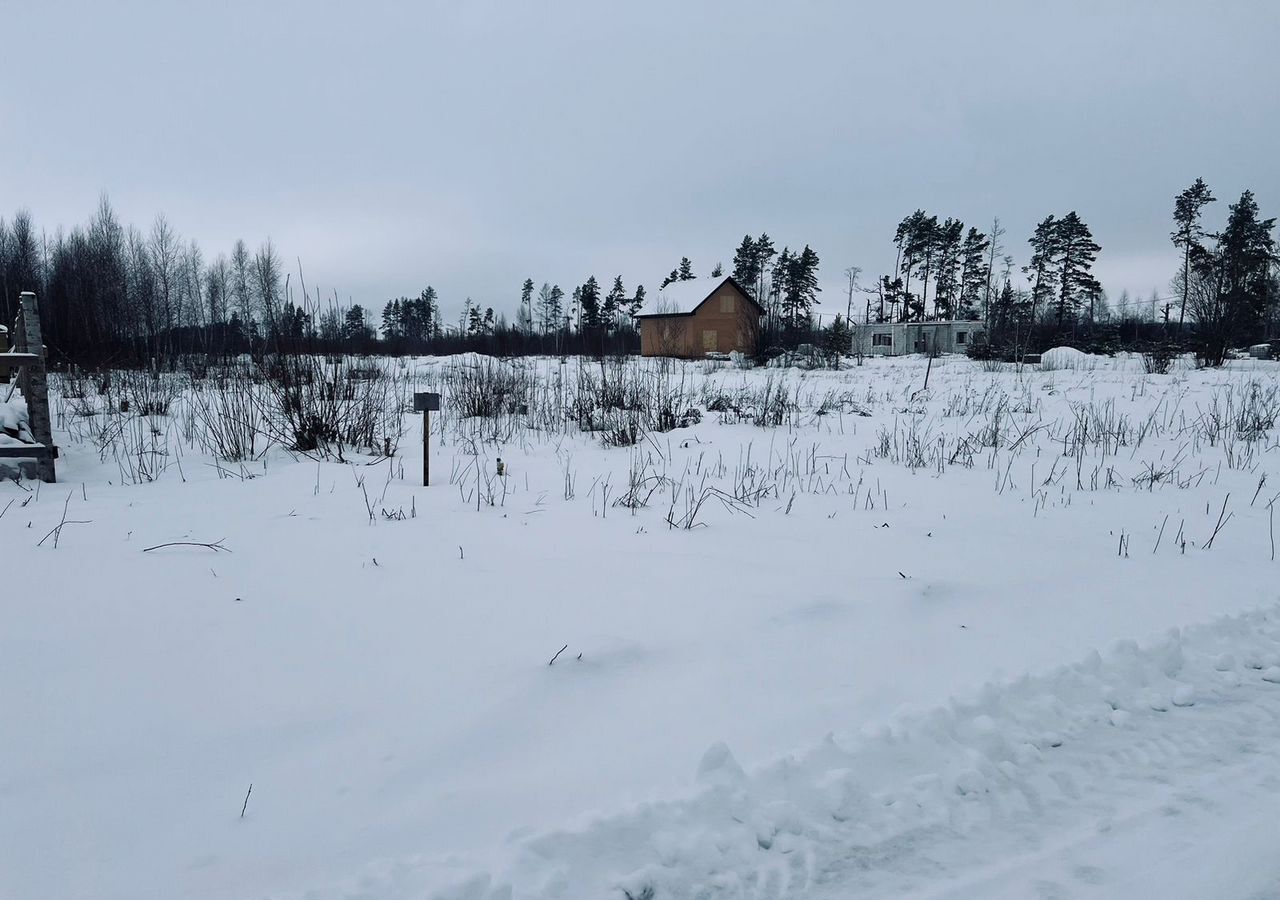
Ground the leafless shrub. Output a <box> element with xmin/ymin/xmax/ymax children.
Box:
<box><xmin>1140</xmin><ymin>344</ymin><xmax>1177</xmax><ymax>375</ymax></box>
<box><xmin>188</xmin><ymin>365</ymin><xmax>262</xmax><ymax>461</ymax></box>
<box><xmin>117</xmin><ymin>370</ymin><xmax>181</xmax><ymax>417</ymax></box>
<box><xmin>254</xmin><ymin>355</ymin><xmax>406</xmax><ymax>459</ymax></box>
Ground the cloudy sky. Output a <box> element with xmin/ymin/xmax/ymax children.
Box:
<box><xmin>3</xmin><ymin>0</ymin><xmax>1277</xmax><ymax>322</ymax></box>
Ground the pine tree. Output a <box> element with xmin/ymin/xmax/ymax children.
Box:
<box><xmin>1024</xmin><ymin>215</ymin><xmax>1061</xmax><ymax>326</ymax></box>
<box><xmin>990</xmin><ymin>278</ymin><xmax>1029</xmax><ymax>345</ymax></box>
<box><xmin>381</xmin><ymin>299</ymin><xmax>400</xmax><ymax>340</ymax></box>
<box><xmin>604</xmin><ymin>275</ymin><xmax>626</xmax><ymax>327</ymax></box>
<box><xmin>1172</xmin><ymin>178</ymin><xmax>1216</xmax><ymax>328</ymax></box>
<box><xmin>894</xmin><ymin>211</ymin><xmax>935</xmax><ymax>322</ymax></box>
<box><xmin>678</xmin><ymin>257</ymin><xmax>694</xmax><ymax>280</ymax></box>
<box><xmin>343</xmin><ymin>304</ymin><xmax>369</xmax><ymax>343</ymax></box>
<box><xmin>1214</xmin><ymin>190</ymin><xmax>1278</xmax><ymax>348</ymax></box>
<box><xmin>550</xmin><ymin>285</ymin><xmax>564</xmax><ymax>329</ymax></box>
<box><xmin>753</xmin><ymin>233</ymin><xmax>776</xmax><ymax>307</ymax></box>
<box><xmin>879</xmin><ymin>275</ymin><xmax>903</xmax><ymax>323</ymax></box>
<box><xmin>1055</xmin><ymin>212</ymin><xmax>1102</xmax><ymax>329</ymax></box>
<box><xmin>629</xmin><ymin>284</ymin><xmax>646</xmax><ymax>316</ymax></box>
<box><xmin>579</xmin><ymin>276</ymin><xmax>601</xmax><ymax>328</ymax></box>
<box><xmin>823</xmin><ymin>314</ymin><xmax>851</xmax><ymax>365</ymax></box>
<box><xmin>731</xmin><ymin>235</ymin><xmax>759</xmax><ymax>290</ymax></box>
<box><xmin>931</xmin><ymin>218</ymin><xmax>964</xmax><ymax>319</ymax></box>
<box><xmin>780</xmin><ymin>245</ymin><xmax>821</xmax><ymax>336</ymax></box>
<box><xmin>520</xmin><ymin>278</ymin><xmax>535</xmax><ymax>333</ymax></box>
<box><xmin>412</xmin><ymin>286</ymin><xmax>437</xmax><ymax>344</ymax></box>
<box><xmin>915</xmin><ymin>215</ymin><xmax>941</xmax><ymax>320</ymax></box>
<box><xmin>711</xmin><ymin>262</ymin><xmax>723</xmax><ymax>277</ymax></box>
<box><xmin>770</xmin><ymin>247</ymin><xmax>792</xmax><ymax>328</ymax></box>
<box><xmin>660</xmin><ymin>268</ymin><xmax>679</xmax><ymax>289</ymax></box>
<box><xmin>958</xmin><ymin>227</ymin><xmax>990</xmax><ymax>320</ymax></box>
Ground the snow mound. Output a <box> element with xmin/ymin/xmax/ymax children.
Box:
<box><xmin>1040</xmin><ymin>346</ymin><xmax>1098</xmax><ymax>371</ymax></box>
<box><xmin>0</xmin><ymin>392</ymin><xmax>33</xmax><ymax>443</ymax></box>
<box><xmin>299</xmin><ymin>606</ymin><xmax>1280</xmax><ymax>900</ymax></box>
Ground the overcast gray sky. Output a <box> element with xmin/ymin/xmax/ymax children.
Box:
<box><xmin>3</xmin><ymin>0</ymin><xmax>1277</xmax><ymax>322</ymax></box>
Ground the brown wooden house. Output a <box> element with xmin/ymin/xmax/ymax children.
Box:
<box><xmin>633</xmin><ymin>276</ymin><xmax>764</xmax><ymax>358</ymax></box>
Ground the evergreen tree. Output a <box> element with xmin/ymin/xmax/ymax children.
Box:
<box><xmin>343</xmin><ymin>304</ymin><xmax>370</xmax><ymax>343</ymax></box>
<box><xmin>1208</xmin><ymin>190</ymin><xmax>1278</xmax><ymax>354</ymax></box>
<box><xmin>550</xmin><ymin>285</ymin><xmax>564</xmax><ymax>329</ymax></box>
<box><xmin>879</xmin><ymin>274</ymin><xmax>903</xmax><ymax>323</ymax></box>
<box><xmin>770</xmin><ymin>247</ymin><xmax>792</xmax><ymax>327</ymax></box>
<box><xmin>823</xmin><ymin>314</ymin><xmax>851</xmax><ymax>365</ymax></box>
<box><xmin>1172</xmin><ymin>178</ymin><xmax>1216</xmax><ymax>328</ymax></box>
<box><xmin>731</xmin><ymin>235</ymin><xmax>759</xmax><ymax>290</ymax></box>
<box><xmin>780</xmin><ymin>245</ymin><xmax>821</xmax><ymax>336</ymax></box>
<box><xmin>914</xmin><ymin>215</ymin><xmax>941</xmax><ymax>320</ymax></box>
<box><xmin>579</xmin><ymin>276</ymin><xmax>601</xmax><ymax>328</ymax></box>
<box><xmin>411</xmin><ymin>286</ymin><xmax>437</xmax><ymax>344</ymax></box>
<box><xmin>1024</xmin><ymin>215</ymin><xmax>1061</xmax><ymax>326</ymax></box>
<box><xmin>381</xmin><ymin>299</ymin><xmax>401</xmax><ymax>340</ymax></box>
<box><xmin>711</xmin><ymin>262</ymin><xmax>723</xmax><ymax>277</ymax></box>
<box><xmin>931</xmin><ymin>218</ymin><xmax>964</xmax><ymax>319</ymax></box>
<box><xmin>958</xmin><ymin>227</ymin><xmax>990</xmax><ymax>320</ymax></box>
<box><xmin>753</xmin><ymin>233</ymin><xmax>776</xmax><ymax>306</ymax></box>
<box><xmin>1054</xmin><ymin>212</ymin><xmax>1102</xmax><ymax>329</ymax></box>
<box><xmin>520</xmin><ymin>278</ymin><xmax>535</xmax><ymax>333</ymax></box>
<box><xmin>660</xmin><ymin>268</ymin><xmax>678</xmax><ymax>289</ymax></box>
<box><xmin>629</xmin><ymin>284</ymin><xmax>646</xmax><ymax>316</ymax></box>
<box><xmin>893</xmin><ymin>210</ymin><xmax>936</xmax><ymax>321</ymax></box>
<box><xmin>678</xmin><ymin>256</ymin><xmax>695</xmax><ymax>280</ymax></box>
<box><xmin>604</xmin><ymin>275</ymin><xmax>626</xmax><ymax>326</ymax></box>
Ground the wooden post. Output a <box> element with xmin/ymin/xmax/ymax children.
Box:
<box><xmin>423</xmin><ymin>408</ymin><xmax>430</xmax><ymax>487</ymax></box>
<box><xmin>413</xmin><ymin>392</ymin><xmax>441</xmax><ymax>487</ymax></box>
<box><xmin>15</xmin><ymin>292</ymin><xmax>56</xmax><ymax>483</ymax></box>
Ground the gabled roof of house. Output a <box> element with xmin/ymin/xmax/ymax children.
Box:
<box><xmin>633</xmin><ymin>275</ymin><xmax>763</xmax><ymax>318</ymax></box>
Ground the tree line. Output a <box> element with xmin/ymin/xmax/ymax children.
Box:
<box><xmin>862</xmin><ymin>184</ymin><xmax>1277</xmax><ymax>366</ymax></box>
<box><xmin>2</xmin><ymin>185</ymin><xmax>1274</xmax><ymax>368</ymax></box>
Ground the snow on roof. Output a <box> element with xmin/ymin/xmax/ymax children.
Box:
<box><xmin>634</xmin><ymin>276</ymin><xmax>733</xmax><ymax>317</ymax></box>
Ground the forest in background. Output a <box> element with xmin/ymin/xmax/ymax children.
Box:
<box><xmin>1</xmin><ymin>179</ymin><xmax>1275</xmax><ymax>368</ymax></box>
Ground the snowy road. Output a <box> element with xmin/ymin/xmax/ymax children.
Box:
<box><xmin>843</xmin><ymin>665</ymin><xmax>1280</xmax><ymax>900</ymax></box>
<box><xmin>293</xmin><ymin>606</ymin><xmax>1280</xmax><ymax>900</ymax></box>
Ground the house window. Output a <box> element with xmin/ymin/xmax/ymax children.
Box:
<box><xmin>872</xmin><ymin>333</ymin><xmax>892</xmax><ymax>347</ymax></box>
<box><xmin>956</xmin><ymin>331</ymin><xmax>968</xmax><ymax>345</ymax></box>
<box><xmin>720</xmin><ymin>295</ymin><xmax>735</xmax><ymax>313</ymax></box>
<box><xmin>702</xmin><ymin>329</ymin><xmax>717</xmax><ymax>351</ymax></box>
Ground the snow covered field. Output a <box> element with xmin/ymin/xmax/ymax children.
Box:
<box><xmin>5</xmin><ymin>352</ymin><xmax>1280</xmax><ymax>900</ymax></box>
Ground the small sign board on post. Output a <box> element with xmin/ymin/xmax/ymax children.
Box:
<box><xmin>413</xmin><ymin>392</ymin><xmax>442</xmax><ymax>485</ymax></box>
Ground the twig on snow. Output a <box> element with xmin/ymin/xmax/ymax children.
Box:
<box><xmin>142</xmin><ymin>539</ymin><xmax>231</xmax><ymax>553</ymax></box>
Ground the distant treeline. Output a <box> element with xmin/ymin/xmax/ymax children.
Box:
<box><xmin>2</xmin><ymin>181</ymin><xmax>1275</xmax><ymax>368</ymax></box>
